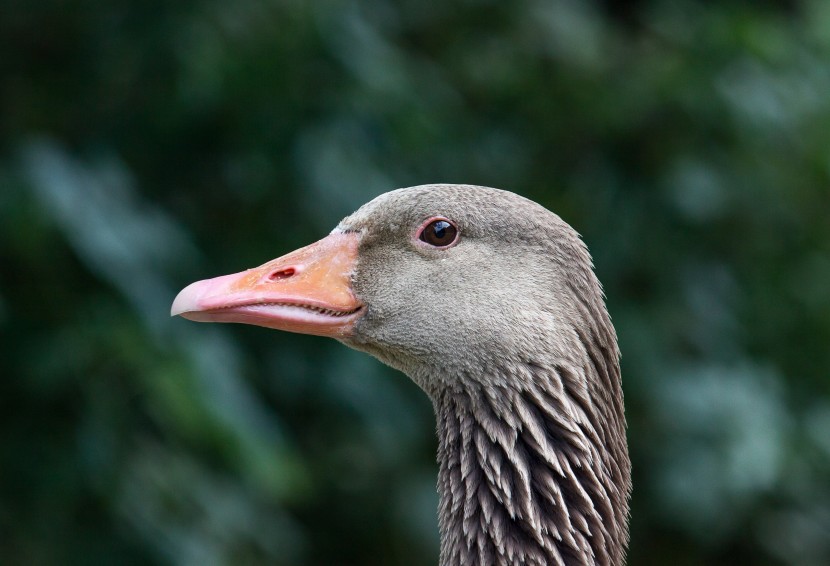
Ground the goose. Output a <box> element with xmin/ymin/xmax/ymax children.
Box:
<box><xmin>171</xmin><ymin>184</ymin><xmax>631</xmax><ymax>566</ymax></box>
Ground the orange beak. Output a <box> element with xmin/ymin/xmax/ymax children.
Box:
<box><xmin>170</xmin><ymin>232</ymin><xmax>362</xmax><ymax>338</ymax></box>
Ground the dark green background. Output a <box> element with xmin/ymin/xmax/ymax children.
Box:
<box><xmin>2</xmin><ymin>0</ymin><xmax>829</xmax><ymax>564</ymax></box>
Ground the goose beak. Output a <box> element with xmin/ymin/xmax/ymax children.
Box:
<box><xmin>171</xmin><ymin>232</ymin><xmax>363</xmax><ymax>337</ymax></box>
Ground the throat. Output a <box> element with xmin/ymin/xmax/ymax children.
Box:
<box><xmin>433</xmin><ymin>369</ymin><xmax>629</xmax><ymax>566</ymax></box>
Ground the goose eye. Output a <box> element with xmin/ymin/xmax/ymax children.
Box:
<box><xmin>419</xmin><ymin>219</ymin><xmax>458</xmax><ymax>247</ymax></box>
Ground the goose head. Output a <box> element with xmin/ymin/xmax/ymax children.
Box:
<box><xmin>172</xmin><ymin>184</ymin><xmax>630</xmax><ymax>565</ymax></box>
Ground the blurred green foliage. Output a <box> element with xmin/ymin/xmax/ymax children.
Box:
<box><xmin>1</xmin><ymin>0</ymin><xmax>829</xmax><ymax>564</ymax></box>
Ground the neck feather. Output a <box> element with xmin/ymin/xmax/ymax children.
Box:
<box><xmin>434</xmin><ymin>358</ymin><xmax>629</xmax><ymax>566</ymax></box>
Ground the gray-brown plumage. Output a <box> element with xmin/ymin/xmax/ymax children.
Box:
<box><xmin>173</xmin><ymin>184</ymin><xmax>631</xmax><ymax>565</ymax></box>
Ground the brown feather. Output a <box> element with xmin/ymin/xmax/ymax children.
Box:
<box><xmin>337</xmin><ymin>185</ymin><xmax>631</xmax><ymax>565</ymax></box>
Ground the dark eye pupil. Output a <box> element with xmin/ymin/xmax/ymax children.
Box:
<box><xmin>420</xmin><ymin>219</ymin><xmax>458</xmax><ymax>247</ymax></box>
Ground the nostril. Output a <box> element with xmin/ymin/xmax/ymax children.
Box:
<box><xmin>268</xmin><ymin>267</ymin><xmax>296</xmax><ymax>281</ymax></box>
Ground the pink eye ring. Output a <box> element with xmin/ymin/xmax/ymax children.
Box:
<box><xmin>418</xmin><ymin>218</ymin><xmax>459</xmax><ymax>248</ymax></box>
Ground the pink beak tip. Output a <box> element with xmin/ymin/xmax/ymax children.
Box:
<box><xmin>170</xmin><ymin>281</ymin><xmax>202</xmax><ymax>317</ymax></box>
